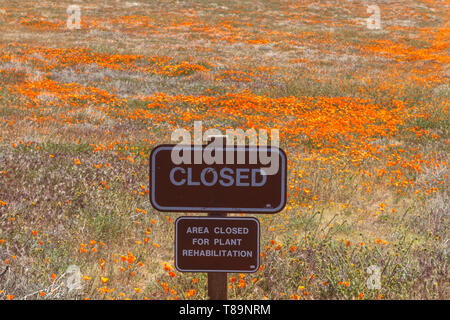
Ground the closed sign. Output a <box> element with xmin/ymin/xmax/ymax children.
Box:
<box><xmin>149</xmin><ymin>144</ymin><xmax>287</xmax><ymax>213</ymax></box>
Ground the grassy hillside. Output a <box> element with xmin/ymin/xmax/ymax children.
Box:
<box><xmin>0</xmin><ymin>0</ymin><xmax>448</xmax><ymax>300</ymax></box>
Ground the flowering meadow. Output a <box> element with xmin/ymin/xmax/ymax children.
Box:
<box><xmin>0</xmin><ymin>0</ymin><xmax>448</xmax><ymax>300</ymax></box>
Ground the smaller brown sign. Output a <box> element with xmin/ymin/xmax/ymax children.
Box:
<box><xmin>175</xmin><ymin>217</ymin><xmax>260</xmax><ymax>273</ymax></box>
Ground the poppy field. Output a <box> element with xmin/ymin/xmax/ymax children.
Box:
<box><xmin>0</xmin><ymin>0</ymin><xmax>448</xmax><ymax>300</ymax></box>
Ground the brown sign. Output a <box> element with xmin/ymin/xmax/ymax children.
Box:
<box><xmin>149</xmin><ymin>144</ymin><xmax>286</xmax><ymax>213</ymax></box>
<box><xmin>175</xmin><ymin>217</ymin><xmax>260</xmax><ymax>273</ymax></box>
